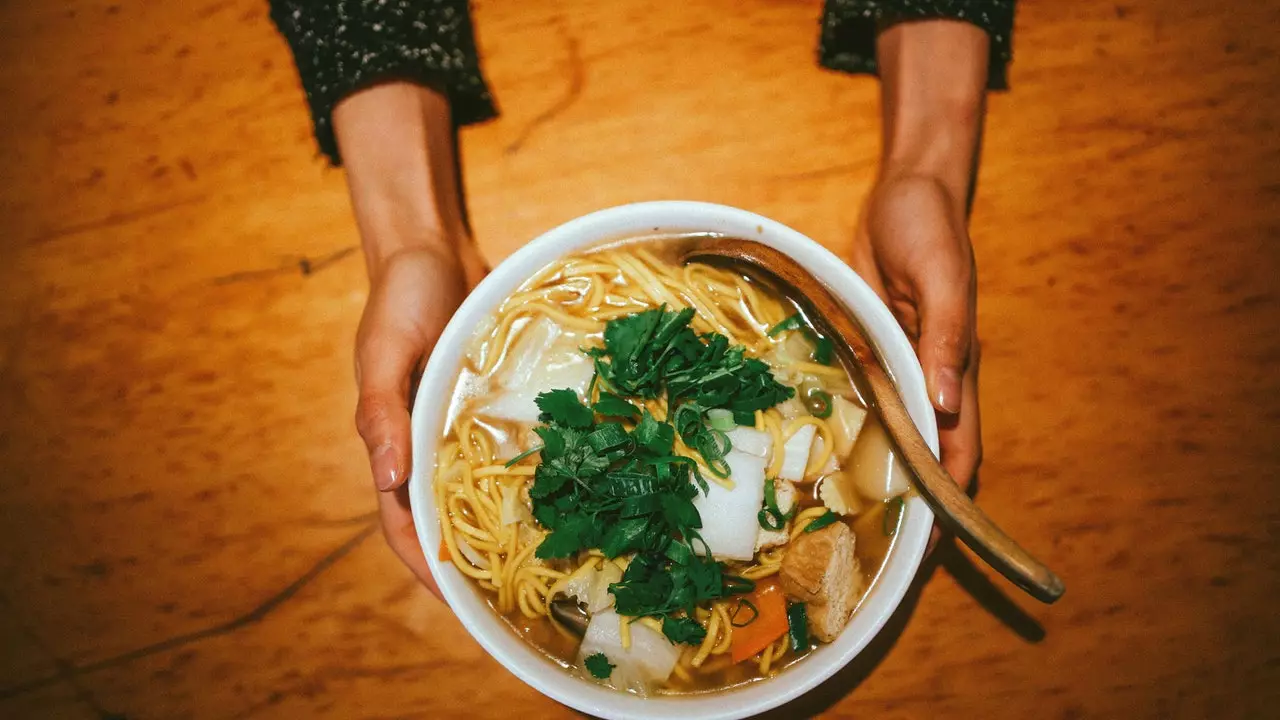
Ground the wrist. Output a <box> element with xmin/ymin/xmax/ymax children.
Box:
<box><xmin>333</xmin><ymin>81</ymin><xmax>470</xmax><ymax>278</ymax></box>
<box><xmin>876</xmin><ymin>20</ymin><xmax>989</xmax><ymax>200</ymax></box>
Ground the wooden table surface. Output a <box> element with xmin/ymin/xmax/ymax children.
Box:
<box><xmin>2</xmin><ymin>1</ymin><xmax>1277</xmax><ymax>718</ymax></box>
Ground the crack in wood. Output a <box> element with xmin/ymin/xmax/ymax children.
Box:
<box><xmin>211</xmin><ymin>245</ymin><xmax>358</xmax><ymax>285</ymax></box>
<box><xmin>0</xmin><ymin>522</ymin><xmax>378</xmax><ymax>702</ymax></box>
<box><xmin>504</xmin><ymin>20</ymin><xmax>585</xmax><ymax>155</ymax></box>
<box><xmin>21</xmin><ymin>196</ymin><xmax>210</xmax><ymax>247</ymax></box>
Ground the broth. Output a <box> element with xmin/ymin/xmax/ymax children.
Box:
<box><xmin>434</xmin><ymin>236</ymin><xmax>909</xmax><ymax>695</ymax></box>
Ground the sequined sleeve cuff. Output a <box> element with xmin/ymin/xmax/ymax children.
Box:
<box><xmin>818</xmin><ymin>0</ymin><xmax>1016</xmax><ymax>90</ymax></box>
<box><xmin>269</xmin><ymin>0</ymin><xmax>498</xmax><ymax>165</ymax></box>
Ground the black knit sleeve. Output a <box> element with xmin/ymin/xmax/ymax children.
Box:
<box><xmin>818</xmin><ymin>0</ymin><xmax>1016</xmax><ymax>90</ymax></box>
<box><xmin>268</xmin><ymin>0</ymin><xmax>498</xmax><ymax>165</ymax></box>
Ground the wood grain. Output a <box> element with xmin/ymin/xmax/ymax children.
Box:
<box><xmin>1</xmin><ymin>0</ymin><xmax>1278</xmax><ymax>718</ymax></box>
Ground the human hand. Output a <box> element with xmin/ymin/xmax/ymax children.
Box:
<box><xmin>354</xmin><ymin>240</ymin><xmax>486</xmax><ymax>599</ymax></box>
<box><xmin>850</xmin><ymin>175</ymin><xmax>982</xmax><ymax>496</ymax></box>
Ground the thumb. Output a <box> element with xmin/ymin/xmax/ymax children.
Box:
<box><xmin>355</xmin><ymin>330</ymin><xmax>419</xmax><ymax>492</ymax></box>
<box><xmin>916</xmin><ymin>264</ymin><xmax>973</xmax><ymax>416</ymax></box>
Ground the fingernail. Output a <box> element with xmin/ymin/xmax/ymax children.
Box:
<box><xmin>935</xmin><ymin>367</ymin><xmax>962</xmax><ymax>414</ymax></box>
<box><xmin>371</xmin><ymin>443</ymin><xmax>401</xmax><ymax>491</ymax></box>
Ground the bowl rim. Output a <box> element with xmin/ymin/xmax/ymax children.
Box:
<box><xmin>408</xmin><ymin>200</ymin><xmax>939</xmax><ymax>720</ymax></box>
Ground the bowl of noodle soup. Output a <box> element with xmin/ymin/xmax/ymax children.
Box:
<box><xmin>409</xmin><ymin>201</ymin><xmax>938</xmax><ymax>719</ymax></box>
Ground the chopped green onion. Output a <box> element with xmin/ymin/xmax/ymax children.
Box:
<box><xmin>883</xmin><ymin>495</ymin><xmax>906</xmax><ymax>536</ymax></box>
<box><xmin>804</xmin><ymin>388</ymin><xmax>833</xmax><ymax>419</ymax></box>
<box><xmin>757</xmin><ymin>478</ymin><xmax>791</xmax><ymax>530</ymax></box>
<box><xmin>811</xmin><ymin>335</ymin><xmax>834</xmax><ymax>365</ymax></box>
<box><xmin>757</xmin><ymin>508</ymin><xmax>785</xmax><ymax>531</ymax></box>
<box><xmin>786</xmin><ymin>602</ymin><xmax>809</xmax><ymax>653</ymax></box>
<box><xmin>730</xmin><ymin>598</ymin><xmax>759</xmax><ymax>627</ymax></box>
<box><xmin>767</xmin><ymin>313</ymin><xmax>805</xmax><ymax>337</ymax></box>
<box><xmin>804</xmin><ymin>510</ymin><xmax>840</xmax><ymax>533</ymax></box>
<box><xmin>707</xmin><ymin>408</ymin><xmax>737</xmax><ymax>431</ymax></box>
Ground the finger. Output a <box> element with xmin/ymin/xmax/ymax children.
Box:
<box><xmin>378</xmin><ymin>484</ymin><xmax>443</xmax><ymax>600</ymax></box>
<box><xmin>916</xmin><ymin>256</ymin><xmax>973</xmax><ymax>416</ymax></box>
<box><xmin>355</xmin><ymin>327</ymin><xmax>419</xmax><ymax>492</ymax></box>
<box><xmin>937</xmin><ymin>338</ymin><xmax>982</xmax><ymax>490</ymax></box>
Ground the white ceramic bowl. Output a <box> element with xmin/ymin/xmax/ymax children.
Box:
<box><xmin>409</xmin><ymin>201</ymin><xmax>939</xmax><ymax>720</ymax></box>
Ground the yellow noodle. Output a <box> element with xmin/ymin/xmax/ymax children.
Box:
<box><xmin>790</xmin><ymin>360</ymin><xmax>849</xmax><ymax>378</ymax></box>
<box><xmin>791</xmin><ymin>506</ymin><xmax>834</xmax><ymax>537</ymax></box>
<box><xmin>782</xmin><ymin>416</ymin><xmax>836</xmax><ymax>478</ymax></box>
<box><xmin>691</xmin><ymin>609</ymin><xmax>721</xmax><ymax>667</ymax></box>
<box><xmin>712</xmin><ymin>603</ymin><xmax>735</xmax><ymax>654</ymax></box>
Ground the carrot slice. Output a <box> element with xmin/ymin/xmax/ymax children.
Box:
<box><xmin>438</xmin><ymin>538</ymin><xmax>451</xmax><ymax>562</ymax></box>
<box><xmin>730</xmin><ymin>579</ymin><xmax>790</xmax><ymax>663</ymax></box>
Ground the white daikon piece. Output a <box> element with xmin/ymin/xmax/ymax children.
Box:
<box><xmin>830</xmin><ymin>395</ymin><xmax>868</xmax><ymax>459</ymax></box>
<box><xmin>691</xmin><ymin>450</ymin><xmax>768</xmax><ymax>561</ymax></box>
<box><xmin>726</xmin><ymin>426</ymin><xmax>772</xmax><ymax>459</ymax></box>
<box><xmin>476</xmin><ymin>349</ymin><xmax>594</xmax><ymax>424</ymax></box>
<box><xmin>578</xmin><ymin>609</ymin><xmax>681</xmax><ymax>695</ymax></box>
<box><xmin>778</xmin><ymin>424</ymin><xmax>816</xmax><ymax>481</ymax></box>
<box><xmin>498</xmin><ymin>317</ymin><xmax>559</xmax><ymax>389</ymax></box>
<box><xmin>810</xmin><ymin>436</ymin><xmax>840</xmax><ymax>476</ymax></box>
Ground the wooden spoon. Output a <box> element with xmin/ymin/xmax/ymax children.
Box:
<box><xmin>683</xmin><ymin>238</ymin><xmax>1065</xmax><ymax>604</ymax></box>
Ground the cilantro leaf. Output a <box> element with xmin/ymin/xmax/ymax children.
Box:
<box><xmin>662</xmin><ymin>616</ymin><xmax>707</xmax><ymax>645</ymax></box>
<box><xmin>593</xmin><ymin>391</ymin><xmax>640</xmax><ymax>420</ymax></box>
<box><xmin>535</xmin><ymin>389</ymin><xmax>594</xmax><ymax>429</ymax></box>
<box><xmin>584</xmin><ymin>652</ymin><xmax>615</xmax><ymax>679</ymax></box>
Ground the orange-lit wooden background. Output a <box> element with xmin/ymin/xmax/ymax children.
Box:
<box><xmin>1</xmin><ymin>1</ymin><xmax>1277</xmax><ymax>718</ymax></box>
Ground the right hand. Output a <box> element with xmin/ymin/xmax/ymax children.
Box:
<box><xmin>354</xmin><ymin>239</ymin><xmax>486</xmax><ymax>599</ymax></box>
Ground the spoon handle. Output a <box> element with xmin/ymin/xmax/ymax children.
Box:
<box><xmin>854</xmin><ymin>343</ymin><xmax>1066</xmax><ymax>604</ymax></box>
<box><xmin>689</xmin><ymin>240</ymin><xmax>1065</xmax><ymax>604</ymax></box>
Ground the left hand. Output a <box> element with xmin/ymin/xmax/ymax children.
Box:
<box><xmin>849</xmin><ymin>174</ymin><xmax>983</xmax><ymax>499</ymax></box>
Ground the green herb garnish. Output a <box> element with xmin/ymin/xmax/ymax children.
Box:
<box><xmin>883</xmin><ymin>495</ymin><xmax>905</xmax><ymax>536</ymax></box>
<box><xmin>804</xmin><ymin>388</ymin><xmax>833</xmax><ymax>419</ymax></box>
<box><xmin>786</xmin><ymin>602</ymin><xmax>809</xmax><ymax>652</ymax></box>
<box><xmin>584</xmin><ymin>652</ymin><xmax>615</xmax><ymax>679</ymax></box>
<box><xmin>707</xmin><ymin>408</ymin><xmax>736</xmax><ymax>432</ymax></box>
<box><xmin>804</xmin><ymin>510</ymin><xmax>840</xmax><ymax>534</ymax></box>
<box><xmin>767</xmin><ymin>314</ymin><xmax>805</xmax><ymax>337</ymax></box>
<box><xmin>768</xmin><ymin>312</ymin><xmax>835</xmax><ymax>366</ymax></box>
<box><xmin>523</xmin><ymin>307</ymin><xmax>795</xmax><ymax>642</ymax></box>
<box><xmin>536</xmin><ymin>388</ymin><xmax>595</xmax><ymax>429</ymax></box>
<box><xmin>593</xmin><ymin>391</ymin><xmax>641</xmax><ymax>420</ymax></box>
<box><xmin>588</xmin><ymin>305</ymin><xmax>795</xmax><ymax>473</ymax></box>
<box><xmin>757</xmin><ymin>478</ymin><xmax>791</xmax><ymax>531</ymax></box>
<box><xmin>504</xmin><ymin>444</ymin><xmax>542</xmax><ymax>468</ymax></box>
<box><xmin>812</xmin><ymin>336</ymin><xmax>834</xmax><ymax>365</ymax></box>
<box><xmin>661</xmin><ymin>616</ymin><xmax>707</xmax><ymax>644</ymax></box>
